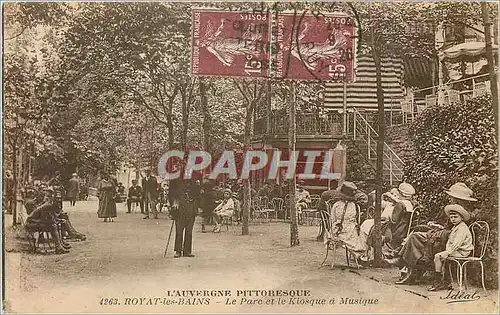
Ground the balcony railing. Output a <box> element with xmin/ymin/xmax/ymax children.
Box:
<box><xmin>254</xmin><ymin>112</ymin><xmax>344</xmax><ymax>137</ymax></box>
<box><xmin>254</xmin><ymin>110</ymin><xmax>407</xmax><ymax>138</ymax></box>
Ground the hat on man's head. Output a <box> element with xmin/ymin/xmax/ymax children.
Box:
<box><xmin>72</xmin><ymin>173</ymin><xmax>77</xmax><ymax>177</ymax></box>
<box><xmin>341</xmin><ymin>181</ymin><xmax>357</xmax><ymax>195</ymax></box>
<box><xmin>445</xmin><ymin>182</ymin><xmax>477</xmax><ymax>202</ymax></box>
<box><xmin>398</xmin><ymin>182</ymin><xmax>415</xmax><ymax>199</ymax></box>
<box><xmin>444</xmin><ymin>204</ymin><xmax>471</xmax><ymax>222</ymax></box>
<box><xmin>297</xmin><ymin>179</ymin><xmax>305</xmax><ymax>185</ymax></box>
<box><xmin>342</xmin><ymin>181</ymin><xmax>357</xmax><ymax>190</ymax></box>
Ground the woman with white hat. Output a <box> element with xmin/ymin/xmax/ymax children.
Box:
<box><xmin>395</xmin><ymin>182</ymin><xmax>477</xmax><ymax>285</ymax></box>
<box><xmin>359</xmin><ymin>183</ymin><xmax>416</xmax><ymax>264</ymax></box>
<box><xmin>387</xmin><ymin>182</ymin><xmax>416</xmax><ymax>250</ymax></box>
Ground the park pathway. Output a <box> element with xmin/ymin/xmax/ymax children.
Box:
<box><xmin>4</xmin><ymin>200</ymin><xmax>498</xmax><ymax>313</ymax></box>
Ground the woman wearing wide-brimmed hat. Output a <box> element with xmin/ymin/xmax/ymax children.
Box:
<box><xmin>386</xmin><ymin>182</ymin><xmax>417</xmax><ymax>250</ymax></box>
<box><xmin>395</xmin><ymin>182</ymin><xmax>477</xmax><ymax>285</ymax></box>
<box><xmin>359</xmin><ymin>183</ymin><xmax>416</xmax><ymax>264</ymax></box>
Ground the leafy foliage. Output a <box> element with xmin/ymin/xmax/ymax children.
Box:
<box><xmin>405</xmin><ymin>95</ymin><xmax>498</xmax><ymax>287</ymax></box>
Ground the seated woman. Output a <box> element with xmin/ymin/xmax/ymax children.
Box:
<box><xmin>324</xmin><ymin>182</ymin><xmax>369</xmax><ymax>261</ymax></box>
<box><xmin>395</xmin><ymin>182</ymin><xmax>477</xmax><ymax>285</ymax></box>
<box><xmin>212</xmin><ymin>189</ymin><xmax>235</xmax><ymax>233</ymax></box>
<box><xmin>359</xmin><ymin>183</ymin><xmax>416</xmax><ymax>262</ymax></box>
<box><xmin>385</xmin><ymin>183</ymin><xmax>416</xmax><ymax>250</ymax></box>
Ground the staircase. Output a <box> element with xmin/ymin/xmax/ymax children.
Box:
<box><xmin>350</xmin><ymin>107</ymin><xmax>405</xmax><ymax>186</ymax></box>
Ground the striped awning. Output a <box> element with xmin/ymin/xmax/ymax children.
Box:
<box><xmin>403</xmin><ymin>57</ymin><xmax>435</xmax><ymax>88</ymax></box>
<box><xmin>324</xmin><ymin>56</ymin><xmax>405</xmax><ymax>112</ymax></box>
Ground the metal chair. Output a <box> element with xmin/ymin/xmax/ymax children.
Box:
<box><xmin>301</xmin><ymin>195</ymin><xmax>321</xmax><ymax>225</ymax></box>
<box><xmin>406</xmin><ymin>206</ymin><xmax>422</xmax><ymax>238</ymax></box>
<box><xmin>320</xmin><ymin>200</ymin><xmax>362</xmax><ymax>269</ymax></box>
<box><xmin>447</xmin><ymin>221</ymin><xmax>490</xmax><ymax>293</ymax></box>
<box><xmin>252</xmin><ymin>196</ymin><xmax>272</xmax><ymax>223</ymax></box>
<box><xmin>270</xmin><ymin>197</ymin><xmax>285</xmax><ymax>221</ymax></box>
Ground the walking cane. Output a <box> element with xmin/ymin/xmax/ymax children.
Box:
<box><xmin>163</xmin><ymin>218</ymin><xmax>175</xmax><ymax>258</ymax></box>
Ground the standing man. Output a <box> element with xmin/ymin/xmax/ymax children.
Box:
<box><xmin>169</xmin><ymin>173</ymin><xmax>199</xmax><ymax>258</ymax></box>
<box><xmin>67</xmin><ymin>173</ymin><xmax>80</xmax><ymax>207</ymax></box>
<box><xmin>142</xmin><ymin>168</ymin><xmax>159</xmax><ymax>219</ymax></box>
<box><xmin>127</xmin><ymin>179</ymin><xmax>143</xmax><ymax>213</ymax></box>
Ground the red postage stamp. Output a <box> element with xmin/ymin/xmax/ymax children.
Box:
<box><xmin>274</xmin><ymin>12</ymin><xmax>355</xmax><ymax>82</ymax></box>
<box><xmin>191</xmin><ymin>9</ymin><xmax>271</xmax><ymax>78</ymax></box>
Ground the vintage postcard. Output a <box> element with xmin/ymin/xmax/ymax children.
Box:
<box><xmin>2</xmin><ymin>1</ymin><xmax>499</xmax><ymax>313</ymax></box>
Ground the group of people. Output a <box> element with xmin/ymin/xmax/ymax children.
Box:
<box><xmin>96</xmin><ymin>164</ymin><xmax>480</xmax><ymax>293</ymax></box>
<box><xmin>96</xmin><ymin>168</ymin><xmax>161</xmax><ymax>222</ymax></box>
<box><xmin>315</xmin><ymin>178</ymin><xmax>479</xmax><ymax>292</ymax></box>
<box><xmin>22</xmin><ymin>176</ymin><xmax>87</xmax><ymax>254</ymax></box>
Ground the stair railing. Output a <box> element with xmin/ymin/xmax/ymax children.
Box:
<box><xmin>352</xmin><ymin>108</ymin><xmax>405</xmax><ymax>185</ymax></box>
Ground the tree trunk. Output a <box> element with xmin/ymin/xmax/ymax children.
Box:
<box><xmin>372</xmin><ymin>46</ymin><xmax>384</xmax><ymax>267</ymax></box>
<box><xmin>199</xmin><ymin>78</ymin><xmax>212</xmax><ymax>152</ymax></box>
<box><xmin>289</xmin><ymin>81</ymin><xmax>299</xmax><ymax>247</ymax></box>
<box><xmin>242</xmin><ymin>99</ymin><xmax>254</xmax><ymax>236</ymax></box>
<box><xmin>481</xmin><ymin>2</ymin><xmax>498</xmax><ymax>136</ymax></box>
<box><xmin>11</xmin><ymin>143</ymin><xmax>17</xmax><ymax>224</ymax></box>
<box><xmin>180</xmin><ymin>85</ymin><xmax>189</xmax><ymax>151</ymax></box>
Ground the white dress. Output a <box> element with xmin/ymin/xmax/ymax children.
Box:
<box><xmin>325</xmin><ymin>200</ymin><xmax>368</xmax><ymax>258</ymax></box>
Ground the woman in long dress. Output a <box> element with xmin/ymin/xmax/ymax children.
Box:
<box><xmin>97</xmin><ymin>173</ymin><xmax>117</xmax><ymax>222</ymax></box>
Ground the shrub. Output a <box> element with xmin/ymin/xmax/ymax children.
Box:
<box><xmin>404</xmin><ymin>94</ymin><xmax>498</xmax><ymax>287</ymax></box>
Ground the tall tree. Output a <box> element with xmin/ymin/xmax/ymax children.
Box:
<box><xmin>233</xmin><ymin>81</ymin><xmax>266</xmax><ymax>236</ymax></box>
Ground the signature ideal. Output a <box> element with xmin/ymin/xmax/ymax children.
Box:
<box><xmin>440</xmin><ymin>289</ymin><xmax>481</xmax><ymax>304</ymax></box>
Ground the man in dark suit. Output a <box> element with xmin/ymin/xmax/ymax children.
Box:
<box><xmin>142</xmin><ymin>168</ymin><xmax>159</xmax><ymax>219</ymax></box>
<box><xmin>127</xmin><ymin>179</ymin><xmax>143</xmax><ymax>213</ymax></box>
<box><xmin>169</xmin><ymin>177</ymin><xmax>199</xmax><ymax>258</ymax></box>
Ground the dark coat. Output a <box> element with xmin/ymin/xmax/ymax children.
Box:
<box><xmin>169</xmin><ymin>179</ymin><xmax>199</xmax><ymax>219</ymax></box>
<box><xmin>142</xmin><ymin>176</ymin><xmax>159</xmax><ymax>200</ymax></box>
<box><xmin>200</xmin><ymin>182</ymin><xmax>217</xmax><ymax>215</ymax></box>
<box><xmin>67</xmin><ymin>178</ymin><xmax>80</xmax><ymax>199</ymax></box>
<box><xmin>128</xmin><ymin>185</ymin><xmax>142</xmax><ymax>198</ymax></box>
